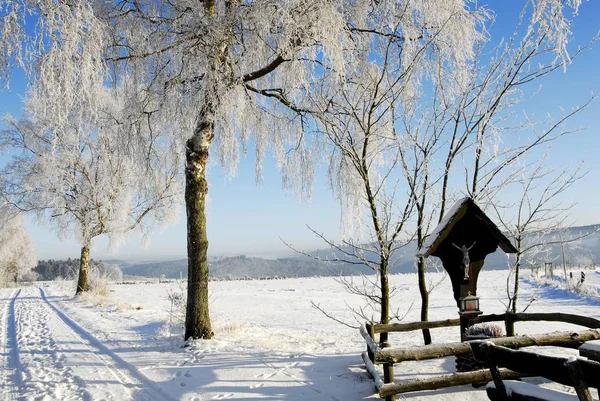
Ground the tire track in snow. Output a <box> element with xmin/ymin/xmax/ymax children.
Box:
<box><xmin>0</xmin><ymin>289</ymin><xmax>22</xmax><ymax>401</ymax></box>
<box><xmin>15</xmin><ymin>287</ymin><xmax>87</xmax><ymax>400</ymax></box>
<box><xmin>39</xmin><ymin>288</ymin><xmax>180</xmax><ymax>401</ymax></box>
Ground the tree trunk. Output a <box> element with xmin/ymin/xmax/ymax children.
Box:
<box><xmin>380</xmin><ymin>264</ymin><xmax>390</xmax><ymax>325</ymax></box>
<box><xmin>379</xmin><ymin>261</ymin><xmax>390</xmax><ymax>346</ymax></box>
<box><xmin>184</xmin><ymin>113</ymin><xmax>214</xmax><ymax>340</ymax></box>
<box><xmin>511</xmin><ymin>236</ymin><xmax>522</xmax><ymax>316</ymax></box>
<box><xmin>9</xmin><ymin>260</ymin><xmax>18</xmax><ymax>283</ymax></box>
<box><xmin>76</xmin><ymin>245</ymin><xmax>90</xmax><ymax>295</ymax></box>
<box><xmin>417</xmin><ymin>256</ymin><xmax>432</xmax><ymax>344</ymax></box>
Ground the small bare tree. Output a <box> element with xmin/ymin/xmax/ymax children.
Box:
<box><xmin>487</xmin><ymin>156</ymin><xmax>586</xmax><ymax>316</ymax></box>
<box><xmin>297</xmin><ymin>2</ymin><xmax>489</xmax><ymax>334</ymax></box>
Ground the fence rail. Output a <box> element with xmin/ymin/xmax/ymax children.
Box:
<box><xmin>361</xmin><ymin>312</ymin><xmax>600</xmax><ymax>401</ymax></box>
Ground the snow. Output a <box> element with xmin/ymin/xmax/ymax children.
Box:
<box><xmin>417</xmin><ymin>197</ymin><xmax>470</xmax><ymax>257</ymax></box>
<box><xmin>0</xmin><ymin>269</ymin><xmax>598</xmax><ymax>400</ymax></box>
<box><xmin>488</xmin><ymin>381</ymin><xmax>580</xmax><ymax>401</ymax></box>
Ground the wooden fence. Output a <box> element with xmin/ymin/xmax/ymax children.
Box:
<box><xmin>360</xmin><ymin>312</ymin><xmax>600</xmax><ymax>401</ymax></box>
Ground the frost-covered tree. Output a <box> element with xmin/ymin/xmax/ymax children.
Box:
<box><xmin>0</xmin><ymin>92</ymin><xmax>180</xmax><ymax>295</ymax></box>
<box><xmin>300</xmin><ymin>0</ymin><xmax>595</xmax><ymax>345</ymax></box>
<box><xmin>299</xmin><ymin>2</ymin><xmax>489</xmax><ymax>336</ymax></box>
<box><xmin>0</xmin><ymin>204</ymin><xmax>36</xmax><ymax>285</ymax></box>
<box><xmin>0</xmin><ymin>0</ymin><xmax>357</xmax><ymax>340</ymax></box>
<box><xmin>2</xmin><ymin>0</ymin><xmax>593</xmax><ymax>341</ymax></box>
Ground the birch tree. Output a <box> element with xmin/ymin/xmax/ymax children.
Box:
<box><xmin>2</xmin><ymin>0</ymin><xmax>593</xmax><ymax>342</ymax></box>
<box><xmin>1</xmin><ymin>0</ymin><xmax>361</xmax><ymax>340</ymax></box>
<box><xmin>0</xmin><ymin>93</ymin><xmax>180</xmax><ymax>295</ymax></box>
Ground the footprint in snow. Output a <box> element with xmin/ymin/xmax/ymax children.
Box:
<box><xmin>212</xmin><ymin>394</ymin><xmax>234</xmax><ymax>400</ymax></box>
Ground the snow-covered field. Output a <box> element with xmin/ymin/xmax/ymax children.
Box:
<box><xmin>0</xmin><ymin>269</ymin><xmax>599</xmax><ymax>401</ymax></box>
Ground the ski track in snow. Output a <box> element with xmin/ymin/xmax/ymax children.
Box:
<box><xmin>0</xmin><ymin>287</ymin><xmax>178</xmax><ymax>401</ymax></box>
<box><xmin>1</xmin><ymin>288</ymin><xmax>22</xmax><ymax>400</ymax></box>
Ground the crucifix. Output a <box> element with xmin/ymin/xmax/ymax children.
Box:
<box><xmin>452</xmin><ymin>242</ymin><xmax>476</xmax><ymax>280</ymax></box>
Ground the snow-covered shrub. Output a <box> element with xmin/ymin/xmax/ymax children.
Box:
<box><xmin>465</xmin><ymin>323</ymin><xmax>504</xmax><ymax>338</ymax></box>
<box><xmin>87</xmin><ymin>273</ymin><xmax>109</xmax><ymax>298</ymax></box>
<box><xmin>77</xmin><ymin>261</ymin><xmax>123</xmax><ymax>303</ymax></box>
<box><xmin>20</xmin><ymin>270</ymin><xmax>38</xmax><ymax>282</ymax></box>
<box><xmin>158</xmin><ymin>283</ymin><xmax>187</xmax><ymax>339</ymax></box>
<box><xmin>76</xmin><ymin>262</ymin><xmax>117</xmax><ymax>305</ymax></box>
<box><xmin>91</xmin><ymin>261</ymin><xmax>123</xmax><ymax>282</ymax></box>
<box><xmin>524</xmin><ymin>271</ymin><xmax>599</xmax><ymax>298</ymax></box>
<box><xmin>571</xmin><ymin>282</ymin><xmax>599</xmax><ymax>297</ymax></box>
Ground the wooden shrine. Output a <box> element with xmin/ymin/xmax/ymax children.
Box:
<box><xmin>417</xmin><ymin>197</ymin><xmax>517</xmax><ymax>310</ymax></box>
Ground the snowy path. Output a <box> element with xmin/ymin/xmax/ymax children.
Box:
<box><xmin>0</xmin><ymin>287</ymin><xmax>176</xmax><ymax>401</ymax></box>
<box><xmin>1</xmin><ymin>270</ymin><xmax>598</xmax><ymax>401</ymax></box>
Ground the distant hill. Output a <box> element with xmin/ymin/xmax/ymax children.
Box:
<box><xmin>121</xmin><ymin>255</ymin><xmax>362</xmax><ymax>279</ymax></box>
<box><xmin>120</xmin><ymin>224</ymin><xmax>600</xmax><ymax>279</ymax></box>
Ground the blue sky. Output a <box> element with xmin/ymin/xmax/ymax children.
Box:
<box><xmin>2</xmin><ymin>1</ymin><xmax>600</xmax><ymax>262</ymax></box>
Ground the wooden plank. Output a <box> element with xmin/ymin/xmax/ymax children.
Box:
<box><xmin>383</xmin><ymin>362</ymin><xmax>395</xmax><ymax>401</ymax></box>
<box><xmin>472</xmin><ymin>342</ymin><xmax>600</xmax><ymax>388</ymax></box>
<box><xmin>372</xmin><ymin>313</ymin><xmax>600</xmax><ymax>335</ymax></box>
<box><xmin>366</xmin><ymin>322</ymin><xmax>376</xmax><ymax>362</ymax></box>
<box><xmin>512</xmin><ymin>313</ymin><xmax>600</xmax><ymax>329</ymax></box>
<box><xmin>478</xmin><ymin>342</ymin><xmax>508</xmax><ymax>401</ymax></box>
<box><xmin>376</xmin><ymin>329</ymin><xmax>600</xmax><ymax>364</ymax></box>
<box><xmin>579</xmin><ymin>343</ymin><xmax>600</xmax><ymax>362</ymax></box>
<box><xmin>564</xmin><ymin>359</ymin><xmax>593</xmax><ymax>401</ymax></box>
<box><xmin>472</xmin><ymin>342</ymin><xmax>600</xmax><ymax>391</ymax></box>
<box><xmin>374</xmin><ymin>318</ymin><xmax>460</xmax><ymax>333</ymax></box>
<box><xmin>378</xmin><ymin>368</ymin><xmax>524</xmax><ymax>398</ymax></box>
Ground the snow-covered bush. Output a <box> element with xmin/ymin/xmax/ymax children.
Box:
<box><xmin>91</xmin><ymin>261</ymin><xmax>123</xmax><ymax>282</ymax></box>
<box><xmin>159</xmin><ymin>284</ymin><xmax>187</xmax><ymax>339</ymax></box>
<box><xmin>524</xmin><ymin>272</ymin><xmax>599</xmax><ymax>298</ymax></box>
<box><xmin>77</xmin><ymin>262</ymin><xmax>123</xmax><ymax>305</ymax></box>
<box><xmin>465</xmin><ymin>323</ymin><xmax>504</xmax><ymax>338</ymax></box>
<box><xmin>86</xmin><ymin>274</ymin><xmax>109</xmax><ymax>298</ymax></box>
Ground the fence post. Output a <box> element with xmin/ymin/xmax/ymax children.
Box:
<box><xmin>366</xmin><ymin>322</ymin><xmax>376</xmax><ymax>362</ymax></box>
<box><xmin>504</xmin><ymin>312</ymin><xmax>515</xmax><ymax>337</ymax></box>
<box><xmin>381</xmin><ymin>340</ymin><xmax>396</xmax><ymax>401</ymax></box>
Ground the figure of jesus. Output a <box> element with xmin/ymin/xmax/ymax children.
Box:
<box><xmin>452</xmin><ymin>242</ymin><xmax>476</xmax><ymax>279</ymax></box>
